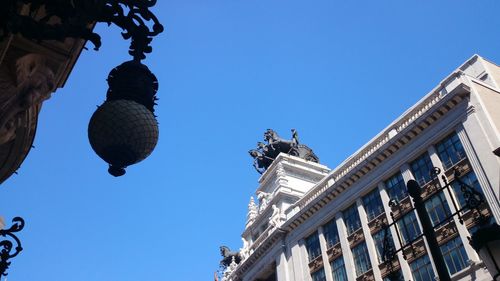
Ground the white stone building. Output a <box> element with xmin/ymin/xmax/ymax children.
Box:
<box><xmin>221</xmin><ymin>55</ymin><xmax>500</xmax><ymax>281</ymax></box>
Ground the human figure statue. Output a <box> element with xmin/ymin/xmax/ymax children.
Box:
<box><xmin>257</xmin><ymin>191</ymin><xmax>270</xmax><ymax>212</ymax></box>
<box><xmin>291</xmin><ymin>128</ymin><xmax>299</xmax><ymax>147</ymax></box>
<box><xmin>269</xmin><ymin>204</ymin><xmax>283</xmax><ymax>229</ymax></box>
<box><xmin>240</xmin><ymin>238</ymin><xmax>250</xmax><ymax>260</ymax></box>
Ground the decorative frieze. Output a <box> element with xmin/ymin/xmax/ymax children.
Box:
<box><xmin>356</xmin><ymin>269</ymin><xmax>375</xmax><ymax>281</ymax></box>
<box><xmin>368</xmin><ymin>213</ymin><xmax>388</xmax><ymax>234</ymax></box>
<box><xmin>326</xmin><ymin>243</ymin><xmax>342</xmax><ymax>261</ymax></box>
<box><xmin>348</xmin><ymin>228</ymin><xmax>365</xmax><ymax>247</ymax></box>
<box><xmin>308</xmin><ymin>255</ymin><xmax>323</xmax><ymax>272</ymax></box>
<box><xmin>435</xmin><ymin>220</ymin><xmax>458</xmax><ymax>244</ymax></box>
<box><xmin>402</xmin><ymin>238</ymin><xmax>426</xmax><ymax>263</ymax></box>
<box><xmin>379</xmin><ymin>259</ymin><xmax>401</xmax><ymax>278</ymax></box>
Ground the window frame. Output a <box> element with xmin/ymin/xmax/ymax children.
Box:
<box><xmin>305</xmin><ymin>231</ymin><xmax>322</xmax><ymax>262</ymax></box>
<box><xmin>384</xmin><ymin>172</ymin><xmax>408</xmax><ymax>202</ymax></box>
<box><xmin>323</xmin><ymin>218</ymin><xmax>340</xmax><ymax>248</ymax></box>
<box><xmin>351</xmin><ymin>241</ymin><xmax>372</xmax><ymax>277</ymax></box>
<box><xmin>435</xmin><ymin>132</ymin><xmax>466</xmax><ymax>170</ymax></box>
<box><xmin>343</xmin><ymin>203</ymin><xmax>362</xmax><ymax>236</ymax></box>
<box><xmin>330</xmin><ymin>256</ymin><xmax>348</xmax><ymax>281</ymax></box>
<box><xmin>424</xmin><ymin>192</ymin><xmax>451</xmax><ymax>227</ymax></box>
<box><xmin>440</xmin><ymin>236</ymin><xmax>468</xmax><ymax>275</ymax></box>
<box><xmin>409</xmin><ymin>254</ymin><xmax>436</xmax><ymax>281</ymax></box>
<box><xmin>362</xmin><ymin>189</ymin><xmax>384</xmax><ymax>221</ymax></box>
<box><xmin>410</xmin><ymin>152</ymin><xmax>434</xmax><ymax>186</ymax></box>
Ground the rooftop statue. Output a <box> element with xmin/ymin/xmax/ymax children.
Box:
<box><xmin>249</xmin><ymin>129</ymin><xmax>319</xmax><ymax>174</ymax></box>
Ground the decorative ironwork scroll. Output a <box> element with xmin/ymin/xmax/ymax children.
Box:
<box><xmin>381</xmin><ymin>166</ymin><xmax>489</xmax><ymax>280</ymax></box>
<box><xmin>0</xmin><ymin>217</ymin><xmax>25</xmax><ymax>277</ymax></box>
<box><xmin>1</xmin><ymin>0</ymin><xmax>164</xmax><ymax>61</ymax></box>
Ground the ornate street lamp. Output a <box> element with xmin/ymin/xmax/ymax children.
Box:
<box><xmin>1</xmin><ymin>0</ymin><xmax>164</xmax><ymax>176</ymax></box>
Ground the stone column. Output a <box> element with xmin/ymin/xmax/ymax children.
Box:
<box><xmin>276</xmin><ymin>242</ymin><xmax>290</xmax><ymax>281</ymax></box>
<box><xmin>427</xmin><ymin>145</ymin><xmax>479</xmax><ymax>261</ymax></box>
<box><xmin>357</xmin><ymin>198</ymin><xmax>383</xmax><ymax>280</ymax></box>
<box><xmin>378</xmin><ymin>182</ymin><xmax>413</xmax><ymax>281</ymax></box>
<box><xmin>456</xmin><ymin>124</ymin><xmax>500</xmax><ymax>222</ymax></box>
<box><xmin>335</xmin><ymin>212</ymin><xmax>356</xmax><ymax>281</ymax></box>
<box><xmin>289</xmin><ymin>239</ymin><xmax>309</xmax><ymax>281</ymax></box>
<box><xmin>318</xmin><ymin>226</ymin><xmax>333</xmax><ymax>281</ymax></box>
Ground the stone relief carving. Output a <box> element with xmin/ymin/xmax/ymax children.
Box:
<box><xmin>239</xmin><ymin>237</ymin><xmax>250</xmax><ymax>260</ymax></box>
<box><xmin>246</xmin><ymin>196</ymin><xmax>258</xmax><ymax>226</ymax></box>
<box><xmin>257</xmin><ymin>191</ymin><xmax>270</xmax><ymax>213</ymax></box>
<box><xmin>0</xmin><ymin>53</ymin><xmax>55</xmax><ymax>145</ymax></box>
<box><xmin>221</xmin><ymin>256</ymin><xmax>238</xmax><ymax>281</ymax></box>
<box><xmin>269</xmin><ymin>204</ymin><xmax>285</xmax><ymax>230</ymax></box>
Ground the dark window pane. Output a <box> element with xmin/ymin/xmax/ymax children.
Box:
<box><xmin>397</xmin><ymin>211</ymin><xmax>421</xmax><ymax>244</ymax></box>
<box><xmin>372</xmin><ymin>229</ymin><xmax>395</xmax><ymax>263</ymax></box>
<box><xmin>352</xmin><ymin>242</ymin><xmax>372</xmax><ymax>276</ymax></box>
<box><xmin>410</xmin><ymin>152</ymin><xmax>434</xmax><ymax>186</ymax></box>
<box><xmin>385</xmin><ymin>172</ymin><xmax>408</xmax><ymax>202</ymax></box>
<box><xmin>424</xmin><ymin>192</ymin><xmax>451</xmax><ymax>227</ymax></box>
<box><xmin>435</xmin><ymin>133</ymin><xmax>466</xmax><ymax>170</ymax></box>
<box><xmin>410</xmin><ymin>254</ymin><xmax>435</xmax><ymax>281</ymax></box>
<box><xmin>311</xmin><ymin>268</ymin><xmax>326</xmax><ymax>281</ymax></box>
<box><xmin>440</xmin><ymin>236</ymin><xmax>468</xmax><ymax>275</ymax></box>
<box><xmin>331</xmin><ymin>257</ymin><xmax>348</xmax><ymax>281</ymax></box>
<box><xmin>362</xmin><ymin>189</ymin><xmax>384</xmax><ymax>221</ymax></box>
<box><xmin>451</xmin><ymin>171</ymin><xmax>483</xmax><ymax>209</ymax></box>
<box><xmin>343</xmin><ymin>204</ymin><xmax>362</xmax><ymax>235</ymax></box>
<box><xmin>305</xmin><ymin>232</ymin><xmax>321</xmax><ymax>262</ymax></box>
<box><xmin>323</xmin><ymin>219</ymin><xmax>340</xmax><ymax>248</ymax></box>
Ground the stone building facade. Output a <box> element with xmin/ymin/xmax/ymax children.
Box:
<box><xmin>221</xmin><ymin>55</ymin><xmax>500</xmax><ymax>281</ymax></box>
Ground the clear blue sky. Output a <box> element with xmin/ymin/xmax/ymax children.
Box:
<box><xmin>2</xmin><ymin>1</ymin><xmax>500</xmax><ymax>280</ymax></box>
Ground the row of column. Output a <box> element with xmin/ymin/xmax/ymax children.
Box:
<box><xmin>276</xmin><ymin>125</ymin><xmax>491</xmax><ymax>281</ymax></box>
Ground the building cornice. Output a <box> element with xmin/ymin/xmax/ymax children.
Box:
<box><xmin>284</xmin><ymin>79</ymin><xmax>470</xmax><ymax>232</ymax></box>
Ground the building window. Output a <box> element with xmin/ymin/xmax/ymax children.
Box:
<box><xmin>410</xmin><ymin>254</ymin><xmax>435</xmax><ymax>281</ymax></box>
<box><xmin>330</xmin><ymin>257</ymin><xmax>348</xmax><ymax>281</ymax></box>
<box><xmin>383</xmin><ymin>270</ymin><xmax>403</xmax><ymax>281</ymax></box>
<box><xmin>352</xmin><ymin>242</ymin><xmax>372</xmax><ymax>276</ymax></box>
<box><xmin>372</xmin><ymin>229</ymin><xmax>395</xmax><ymax>263</ymax></box>
<box><xmin>343</xmin><ymin>203</ymin><xmax>362</xmax><ymax>236</ymax></box>
<box><xmin>451</xmin><ymin>171</ymin><xmax>483</xmax><ymax>209</ymax></box>
<box><xmin>424</xmin><ymin>192</ymin><xmax>451</xmax><ymax>227</ymax></box>
<box><xmin>440</xmin><ymin>236</ymin><xmax>468</xmax><ymax>275</ymax></box>
<box><xmin>435</xmin><ymin>132</ymin><xmax>466</xmax><ymax>170</ymax></box>
<box><xmin>397</xmin><ymin>211</ymin><xmax>421</xmax><ymax>245</ymax></box>
<box><xmin>311</xmin><ymin>268</ymin><xmax>326</xmax><ymax>281</ymax></box>
<box><xmin>410</xmin><ymin>152</ymin><xmax>434</xmax><ymax>186</ymax></box>
<box><xmin>323</xmin><ymin>219</ymin><xmax>340</xmax><ymax>248</ymax></box>
<box><xmin>385</xmin><ymin>172</ymin><xmax>408</xmax><ymax>202</ymax></box>
<box><xmin>362</xmin><ymin>189</ymin><xmax>384</xmax><ymax>221</ymax></box>
<box><xmin>305</xmin><ymin>232</ymin><xmax>322</xmax><ymax>262</ymax></box>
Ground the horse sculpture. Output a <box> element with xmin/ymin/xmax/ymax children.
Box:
<box><xmin>249</xmin><ymin>129</ymin><xmax>319</xmax><ymax>174</ymax></box>
<box><xmin>219</xmin><ymin>245</ymin><xmax>242</xmax><ymax>268</ymax></box>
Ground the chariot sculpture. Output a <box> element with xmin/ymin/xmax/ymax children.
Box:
<box><xmin>249</xmin><ymin>129</ymin><xmax>319</xmax><ymax>174</ymax></box>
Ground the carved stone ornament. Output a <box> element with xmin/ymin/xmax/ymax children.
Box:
<box><xmin>257</xmin><ymin>191</ymin><xmax>271</xmax><ymax>213</ymax></box>
<box><xmin>246</xmin><ymin>196</ymin><xmax>258</xmax><ymax>225</ymax></box>
<box><xmin>0</xmin><ymin>53</ymin><xmax>55</xmax><ymax>145</ymax></box>
<box><xmin>239</xmin><ymin>237</ymin><xmax>250</xmax><ymax>260</ymax></box>
<box><xmin>269</xmin><ymin>204</ymin><xmax>285</xmax><ymax>229</ymax></box>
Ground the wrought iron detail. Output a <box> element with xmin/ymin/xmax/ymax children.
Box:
<box><xmin>1</xmin><ymin>0</ymin><xmax>164</xmax><ymax>61</ymax></box>
<box><xmin>0</xmin><ymin>217</ymin><xmax>25</xmax><ymax>277</ymax></box>
<box><xmin>381</xmin><ymin>166</ymin><xmax>490</xmax><ymax>280</ymax></box>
